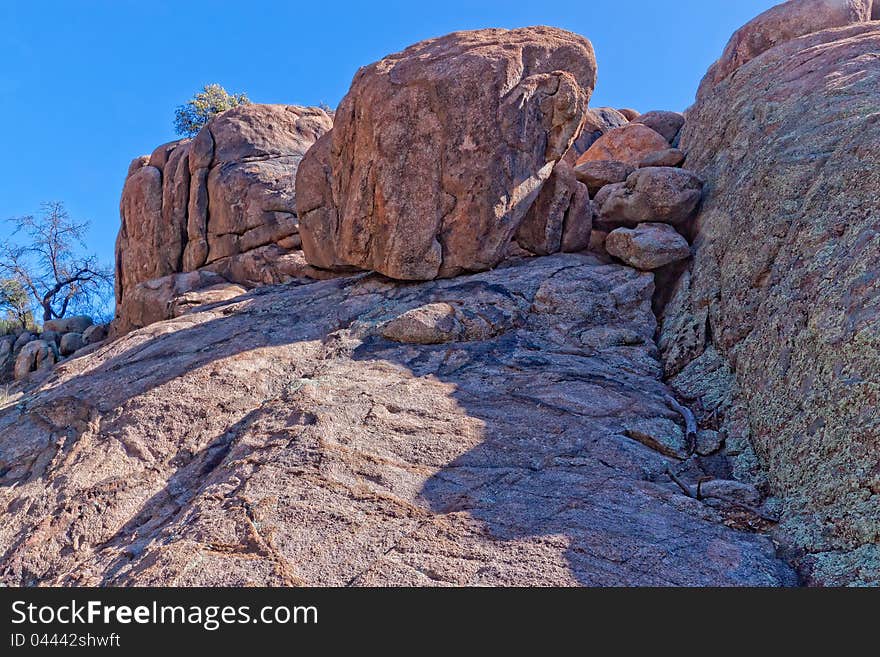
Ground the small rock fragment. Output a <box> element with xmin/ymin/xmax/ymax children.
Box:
<box><xmin>695</xmin><ymin>429</ymin><xmax>724</xmax><ymax>456</ymax></box>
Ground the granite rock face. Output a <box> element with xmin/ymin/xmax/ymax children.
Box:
<box><xmin>0</xmin><ymin>255</ymin><xmax>793</xmax><ymax>586</ymax></box>
<box><xmin>296</xmin><ymin>27</ymin><xmax>597</xmax><ymax>280</ymax></box>
<box><xmin>661</xmin><ymin>22</ymin><xmax>880</xmax><ymax>585</ymax></box>
<box><xmin>115</xmin><ymin>104</ymin><xmax>333</xmax><ymax>334</ymax></box>
<box><xmin>698</xmin><ymin>0</ymin><xmax>874</xmax><ymax>99</ymax></box>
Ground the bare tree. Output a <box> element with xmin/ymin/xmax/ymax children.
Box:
<box><xmin>0</xmin><ymin>202</ymin><xmax>113</xmax><ymax>322</ymax></box>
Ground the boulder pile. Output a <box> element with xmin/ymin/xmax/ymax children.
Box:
<box><xmin>115</xmin><ymin>104</ymin><xmax>334</xmax><ymax>334</ymax></box>
<box><xmin>572</xmin><ymin>110</ymin><xmax>701</xmax><ymax>272</ymax></box>
<box><xmin>0</xmin><ymin>316</ymin><xmax>109</xmax><ymax>382</ymax></box>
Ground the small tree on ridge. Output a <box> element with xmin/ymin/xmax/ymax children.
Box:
<box><xmin>174</xmin><ymin>83</ymin><xmax>251</xmax><ymax>137</ymax></box>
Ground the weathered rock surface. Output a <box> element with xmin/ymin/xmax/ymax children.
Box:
<box><xmin>297</xmin><ymin>27</ymin><xmax>597</xmax><ymax>280</ymax></box>
<box><xmin>575</xmin><ymin>124</ymin><xmax>669</xmax><ymax>167</ymax></box>
<box><xmin>0</xmin><ymin>255</ymin><xmax>793</xmax><ymax>586</ymax></box>
<box><xmin>606</xmin><ymin>223</ymin><xmax>691</xmax><ymax>271</ymax></box>
<box><xmin>13</xmin><ymin>340</ymin><xmax>56</xmax><ymax>380</ymax></box>
<box><xmin>573</xmin><ymin>160</ymin><xmax>635</xmax><ymax>196</ymax></box>
<box><xmin>597</xmin><ymin>167</ymin><xmax>703</xmax><ymax>228</ymax></box>
<box><xmin>515</xmin><ymin>161</ymin><xmax>593</xmax><ymax>256</ymax></box>
<box><xmin>115</xmin><ymin>104</ymin><xmax>333</xmax><ymax>334</ymax></box>
<box><xmin>59</xmin><ymin>333</ymin><xmax>85</xmax><ymax>357</ymax></box>
<box><xmin>661</xmin><ymin>22</ymin><xmax>880</xmax><ymax>585</ymax></box>
<box><xmin>43</xmin><ymin>316</ymin><xmax>92</xmax><ymax>335</ymax></box>
<box><xmin>633</xmin><ymin>111</ymin><xmax>685</xmax><ymax>144</ymax></box>
<box><xmin>698</xmin><ymin>0</ymin><xmax>874</xmax><ymax>99</ymax></box>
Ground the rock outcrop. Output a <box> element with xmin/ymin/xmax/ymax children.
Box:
<box><xmin>697</xmin><ymin>0</ymin><xmax>875</xmax><ymax>99</ymax></box>
<box><xmin>661</xmin><ymin>21</ymin><xmax>880</xmax><ymax>585</ymax></box>
<box><xmin>5</xmin><ymin>1</ymin><xmax>880</xmax><ymax>587</ymax></box>
<box><xmin>296</xmin><ymin>27</ymin><xmax>597</xmax><ymax>280</ymax></box>
<box><xmin>0</xmin><ymin>255</ymin><xmax>794</xmax><ymax>586</ymax></box>
<box><xmin>115</xmin><ymin>104</ymin><xmax>333</xmax><ymax>333</ymax></box>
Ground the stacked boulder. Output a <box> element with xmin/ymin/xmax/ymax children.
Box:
<box><xmin>114</xmin><ymin>27</ymin><xmax>703</xmax><ymax>337</ymax></box>
<box><xmin>0</xmin><ymin>316</ymin><xmax>109</xmax><ymax>382</ymax></box>
<box><xmin>574</xmin><ymin>110</ymin><xmax>703</xmax><ymax>271</ymax></box>
<box><xmin>115</xmin><ymin>104</ymin><xmax>333</xmax><ymax>334</ymax></box>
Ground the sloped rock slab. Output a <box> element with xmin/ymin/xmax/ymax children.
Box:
<box><xmin>0</xmin><ymin>254</ymin><xmax>792</xmax><ymax>586</ymax></box>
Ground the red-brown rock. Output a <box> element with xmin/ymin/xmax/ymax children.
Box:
<box><xmin>575</xmin><ymin>123</ymin><xmax>670</xmax><ymax>168</ymax></box>
<box><xmin>698</xmin><ymin>0</ymin><xmax>874</xmax><ymax>99</ymax></box>
<box><xmin>0</xmin><ymin>254</ymin><xmax>794</xmax><ymax>586</ymax></box>
<box><xmin>296</xmin><ymin>27</ymin><xmax>597</xmax><ymax>280</ymax></box>
<box><xmin>573</xmin><ymin>160</ymin><xmax>635</xmax><ymax>195</ymax></box>
<box><xmin>516</xmin><ymin>161</ymin><xmax>593</xmax><ymax>255</ymax></box>
<box><xmin>605</xmin><ymin>223</ymin><xmax>691</xmax><ymax>270</ymax></box>
<box><xmin>639</xmin><ymin>148</ymin><xmax>685</xmax><ymax>168</ymax></box>
<box><xmin>115</xmin><ymin>104</ymin><xmax>332</xmax><ymax>333</ymax></box>
<box><xmin>597</xmin><ymin>167</ymin><xmax>704</xmax><ymax>227</ymax></box>
<box><xmin>633</xmin><ymin>110</ymin><xmax>685</xmax><ymax>143</ymax></box>
<box><xmin>561</xmin><ymin>107</ymin><xmax>630</xmax><ymax>166</ymax></box>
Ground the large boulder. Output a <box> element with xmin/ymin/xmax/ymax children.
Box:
<box><xmin>597</xmin><ymin>167</ymin><xmax>704</xmax><ymax>228</ymax></box>
<box><xmin>575</xmin><ymin>123</ymin><xmax>670</xmax><ymax>168</ymax></box>
<box><xmin>296</xmin><ymin>27</ymin><xmax>597</xmax><ymax>280</ymax></box>
<box><xmin>515</xmin><ymin>161</ymin><xmax>593</xmax><ymax>255</ymax></box>
<box><xmin>115</xmin><ymin>104</ymin><xmax>333</xmax><ymax>332</ymax></box>
<box><xmin>13</xmin><ymin>339</ymin><xmax>56</xmax><ymax>380</ymax></box>
<box><xmin>43</xmin><ymin>316</ymin><xmax>93</xmax><ymax>334</ymax></box>
<box><xmin>633</xmin><ymin>111</ymin><xmax>685</xmax><ymax>144</ymax></box>
<box><xmin>660</xmin><ymin>22</ymin><xmax>880</xmax><ymax>584</ymax></box>
<box><xmin>698</xmin><ymin>0</ymin><xmax>874</xmax><ymax>99</ymax></box>
<box><xmin>12</xmin><ymin>332</ymin><xmax>35</xmax><ymax>352</ymax></box>
<box><xmin>82</xmin><ymin>324</ymin><xmax>108</xmax><ymax>345</ymax></box>
<box><xmin>184</xmin><ymin>104</ymin><xmax>331</xmax><ymax>271</ymax></box>
<box><xmin>59</xmin><ymin>333</ymin><xmax>85</xmax><ymax>356</ymax></box>
<box><xmin>605</xmin><ymin>223</ymin><xmax>691</xmax><ymax>271</ymax></box>
<box><xmin>561</xmin><ymin>107</ymin><xmax>630</xmax><ymax>166</ymax></box>
<box><xmin>574</xmin><ymin>160</ymin><xmax>635</xmax><ymax>196</ymax></box>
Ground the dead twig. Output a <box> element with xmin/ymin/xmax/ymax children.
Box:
<box><xmin>666</xmin><ymin>395</ymin><xmax>697</xmax><ymax>455</ymax></box>
<box><xmin>696</xmin><ymin>476</ymin><xmax>713</xmax><ymax>500</ymax></box>
<box><xmin>665</xmin><ymin>467</ymin><xmax>695</xmax><ymax>498</ymax></box>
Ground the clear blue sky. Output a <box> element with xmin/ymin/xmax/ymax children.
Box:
<box><xmin>0</xmin><ymin>0</ymin><xmax>778</xmax><ymax>267</ymax></box>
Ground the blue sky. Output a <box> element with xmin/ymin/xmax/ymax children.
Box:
<box><xmin>0</xmin><ymin>0</ymin><xmax>778</xmax><ymax>267</ymax></box>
